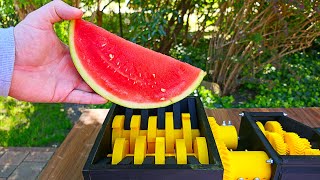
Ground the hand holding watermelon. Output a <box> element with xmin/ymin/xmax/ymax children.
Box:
<box><xmin>9</xmin><ymin>0</ymin><xmax>107</xmax><ymax>104</ymax></box>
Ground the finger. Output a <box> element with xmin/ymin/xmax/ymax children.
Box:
<box><xmin>76</xmin><ymin>81</ymin><xmax>94</xmax><ymax>92</ymax></box>
<box><xmin>63</xmin><ymin>90</ymin><xmax>108</xmax><ymax>104</ymax></box>
<box><xmin>29</xmin><ymin>0</ymin><xmax>83</xmax><ymax>25</ymax></box>
<box><xmin>50</xmin><ymin>0</ymin><xmax>83</xmax><ymax>23</ymax></box>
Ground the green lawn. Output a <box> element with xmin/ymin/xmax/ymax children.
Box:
<box><xmin>0</xmin><ymin>97</ymin><xmax>72</xmax><ymax>147</ymax></box>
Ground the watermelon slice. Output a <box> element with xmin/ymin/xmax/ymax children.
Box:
<box><xmin>69</xmin><ymin>19</ymin><xmax>206</xmax><ymax>109</ymax></box>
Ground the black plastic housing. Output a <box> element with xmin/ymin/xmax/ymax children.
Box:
<box><xmin>83</xmin><ymin>97</ymin><xmax>223</xmax><ymax>180</ymax></box>
<box><xmin>239</xmin><ymin>112</ymin><xmax>320</xmax><ymax>180</ymax></box>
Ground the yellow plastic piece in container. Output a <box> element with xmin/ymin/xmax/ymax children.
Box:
<box><xmin>266</xmin><ymin>132</ymin><xmax>287</xmax><ymax>155</ymax></box>
<box><xmin>157</xmin><ymin>129</ymin><xmax>200</xmax><ymax>140</ymax></box>
<box><xmin>112</xmin><ymin>115</ymin><xmax>125</xmax><ymax>147</ymax></box>
<box><xmin>219</xmin><ymin>125</ymin><xmax>238</xmax><ymax>150</ymax></box>
<box><xmin>147</xmin><ymin>116</ymin><xmax>157</xmax><ymax>153</ymax></box>
<box><xmin>305</xmin><ymin>149</ymin><xmax>320</xmax><ymax>155</ymax></box>
<box><xmin>193</xmin><ymin>137</ymin><xmax>209</xmax><ymax>164</ymax></box>
<box><xmin>140</xmin><ymin>130</ymin><xmax>147</xmax><ymax>136</ymax></box>
<box><xmin>148</xmin><ymin>142</ymin><xmax>155</xmax><ymax>153</ymax></box>
<box><xmin>284</xmin><ymin>132</ymin><xmax>304</xmax><ymax>155</ymax></box>
<box><xmin>256</xmin><ymin>121</ymin><xmax>266</xmax><ymax>135</ymax></box>
<box><xmin>300</xmin><ymin>138</ymin><xmax>312</xmax><ymax>150</ymax></box>
<box><xmin>208</xmin><ymin>117</ymin><xmax>221</xmax><ymax>140</ymax></box>
<box><xmin>122</xmin><ymin>130</ymin><xmax>130</xmax><ymax>140</ymax></box>
<box><xmin>112</xmin><ymin>138</ymin><xmax>129</xmax><ymax>165</ymax></box>
<box><xmin>176</xmin><ymin>139</ymin><xmax>187</xmax><ymax>164</ymax></box>
<box><xmin>130</xmin><ymin>115</ymin><xmax>141</xmax><ymax>153</ymax></box>
<box><xmin>182</xmin><ymin>113</ymin><xmax>193</xmax><ymax>153</ymax></box>
<box><xmin>229</xmin><ymin>151</ymin><xmax>271</xmax><ymax>180</ymax></box>
<box><xmin>155</xmin><ymin>137</ymin><xmax>165</xmax><ymax>164</ymax></box>
<box><xmin>208</xmin><ymin>116</ymin><xmax>237</xmax><ymax>150</ymax></box>
<box><xmin>265</xmin><ymin>121</ymin><xmax>284</xmax><ymax>137</ymax></box>
<box><xmin>134</xmin><ymin>136</ymin><xmax>147</xmax><ymax>164</ymax></box>
<box><xmin>208</xmin><ymin>116</ymin><xmax>271</xmax><ymax>180</ymax></box>
<box><xmin>165</xmin><ymin>112</ymin><xmax>175</xmax><ymax>153</ymax></box>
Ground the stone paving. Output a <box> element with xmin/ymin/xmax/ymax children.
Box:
<box><xmin>0</xmin><ymin>147</ymin><xmax>55</xmax><ymax>180</ymax></box>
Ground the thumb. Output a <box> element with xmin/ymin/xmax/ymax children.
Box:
<box><xmin>27</xmin><ymin>0</ymin><xmax>83</xmax><ymax>25</ymax></box>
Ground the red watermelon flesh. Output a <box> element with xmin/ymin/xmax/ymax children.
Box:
<box><xmin>69</xmin><ymin>19</ymin><xmax>206</xmax><ymax>109</ymax></box>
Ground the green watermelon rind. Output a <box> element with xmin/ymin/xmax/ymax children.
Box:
<box><xmin>69</xmin><ymin>20</ymin><xmax>206</xmax><ymax>109</ymax></box>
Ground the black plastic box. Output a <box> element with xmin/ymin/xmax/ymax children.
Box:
<box><xmin>239</xmin><ymin>112</ymin><xmax>320</xmax><ymax>180</ymax></box>
<box><xmin>83</xmin><ymin>97</ymin><xmax>223</xmax><ymax>180</ymax></box>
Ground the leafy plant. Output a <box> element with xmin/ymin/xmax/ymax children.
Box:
<box><xmin>195</xmin><ymin>86</ymin><xmax>234</xmax><ymax>108</ymax></box>
<box><xmin>128</xmin><ymin>0</ymin><xmax>216</xmax><ymax>54</ymax></box>
<box><xmin>170</xmin><ymin>38</ymin><xmax>209</xmax><ymax>71</ymax></box>
<box><xmin>237</xmin><ymin>52</ymin><xmax>320</xmax><ymax>108</ymax></box>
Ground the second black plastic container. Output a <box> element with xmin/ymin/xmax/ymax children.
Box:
<box><xmin>238</xmin><ymin>112</ymin><xmax>320</xmax><ymax>180</ymax></box>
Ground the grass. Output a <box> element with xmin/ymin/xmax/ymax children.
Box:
<box><xmin>0</xmin><ymin>97</ymin><xmax>72</xmax><ymax>147</ymax></box>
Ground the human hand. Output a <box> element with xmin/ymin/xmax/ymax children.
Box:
<box><xmin>9</xmin><ymin>0</ymin><xmax>107</xmax><ymax>104</ymax></box>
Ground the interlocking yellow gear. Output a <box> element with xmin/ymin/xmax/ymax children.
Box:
<box><xmin>284</xmin><ymin>132</ymin><xmax>304</xmax><ymax>155</ymax></box>
<box><xmin>265</xmin><ymin>121</ymin><xmax>284</xmax><ymax>137</ymax></box>
<box><xmin>265</xmin><ymin>132</ymin><xmax>287</xmax><ymax>155</ymax></box>
<box><xmin>256</xmin><ymin>121</ymin><xmax>266</xmax><ymax>135</ymax></box>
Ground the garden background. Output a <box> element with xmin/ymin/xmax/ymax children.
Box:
<box><xmin>0</xmin><ymin>0</ymin><xmax>319</xmax><ymax>147</ymax></box>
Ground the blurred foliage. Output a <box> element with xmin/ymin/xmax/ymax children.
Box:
<box><xmin>198</xmin><ymin>51</ymin><xmax>320</xmax><ymax>108</ymax></box>
<box><xmin>0</xmin><ymin>0</ymin><xmax>18</xmax><ymax>27</ymax></box>
<box><xmin>239</xmin><ymin>52</ymin><xmax>320</xmax><ymax>108</ymax></box>
<box><xmin>0</xmin><ymin>97</ymin><xmax>72</xmax><ymax>147</ymax></box>
<box><xmin>54</xmin><ymin>21</ymin><xmax>70</xmax><ymax>44</ymax></box>
<box><xmin>128</xmin><ymin>0</ymin><xmax>216</xmax><ymax>54</ymax></box>
<box><xmin>195</xmin><ymin>86</ymin><xmax>234</xmax><ymax>108</ymax></box>
<box><xmin>170</xmin><ymin>38</ymin><xmax>209</xmax><ymax>71</ymax></box>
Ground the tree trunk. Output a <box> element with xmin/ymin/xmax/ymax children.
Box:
<box><xmin>96</xmin><ymin>0</ymin><xmax>103</xmax><ymax>27</ymax></box>
<box><xmin>14</xmin><ymin>0</ymin><xmax>36</xmax><ymax>21</ymax></box>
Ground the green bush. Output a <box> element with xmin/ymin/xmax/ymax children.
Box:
<box><xmin>195</xmin><ymin>51</ymin><xmax>319</xmax><ymax>108</ymax></box>
<box><xmin>170</xmin><ymin>39</ymin><xmax>209</xmax><ymax>71</ymax></box>
<box><xmin>195</xmin><ymin>86</ymin><xmax>234</xmax><ymax>108</ymax></box>
<box><xmin>239</xmin><ymin>52</ymin><xmax>320</xmax><ymax>108</ymax></box>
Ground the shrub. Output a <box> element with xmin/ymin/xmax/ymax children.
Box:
<box><xmin>239</xmin><ymin>52</ymin><xmax>320</xmax><ymax>108</ymax></box>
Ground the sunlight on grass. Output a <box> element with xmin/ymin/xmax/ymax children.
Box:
<box><xmin>0</xmin><ymin>97</ymin><xmax>72</xmax><ymax>147</ymax></box>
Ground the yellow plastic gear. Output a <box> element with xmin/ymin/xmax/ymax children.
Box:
<box><xmin>134</xmin><ymin>136</ymin><xmax>147</xmax><ymax>164</ymax></box>
<box><xmin>176</xmin><ymin>139</ymin><xmax>187</xmax><ymax>164</ymax></box>
<box><xmin>112</xmin><ymin>115</ymin><xmax>125</xmax><ymax>148</ymax></box>
<box><xmin>208</xmin><ymin>117</ymin><xmax>233</xmax><ymax>180</ymax></box>
<box><xmin>284</xmin><ymin>132</ymin><xmax>304</xmax><ymax>155</ymax></box>
<box><xmin>208</xmin><ymin>117</ymin><xmax>222</xmax><ymax>140</ymax></box>
<box><xmin>147</xmin><ymin>116</ymin><xmax>157</xmax><ymax>153</ymax></box>
<box><xmin>193</xmin><ymin>137</ymin><xmax>209</xmax><ymax>164</ymax></box>
<box><xmin>155</xmin><ymin>137</ymin><xmax>165</xmax><ymax>164</ymax></box>
<box><xmin>217</xmin><ymin>141</ymin><xmax>233</xmax><ymax>180</ymax></box>
<box><xmin>265</xmin><ymin>132</ymin><xmax>287</xmax><ymax>155</ymax></box>
<box><xmin>300</xmin><ymin>138</ymin><xmax>312</xmax><ymax>150</ymax></box>
<box><xmin>304</xmin><ymin>149</ymin><xmax>320</xmax><ymax>155</ymax></box>
<box><xmin>165</xmin><ymin>112</ymin><xmax>175</xmax><ymax>153</ymax></box>
<box><xmin>264</xmin><ymin>121</ymin><xmax>284</xmax><ymax>137</ymax></box>
<box><xmin>112</xmin><ymin>138</ymin><xmax>129</xmax><ymax>165</ymax></box>
<box><xmin>130</xmin><ymin>115</ymin><xmax>141</xmax><ymax>154</ymax></box>
<box><xmin>182</xmin><ymin>113</ymin><xmax>193</xmax><ymax>153</ymax></box>
<box><xmin>256</xmin><ymin>121</ymin><xmax>266</xmax><ymax>135</ymax></box>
